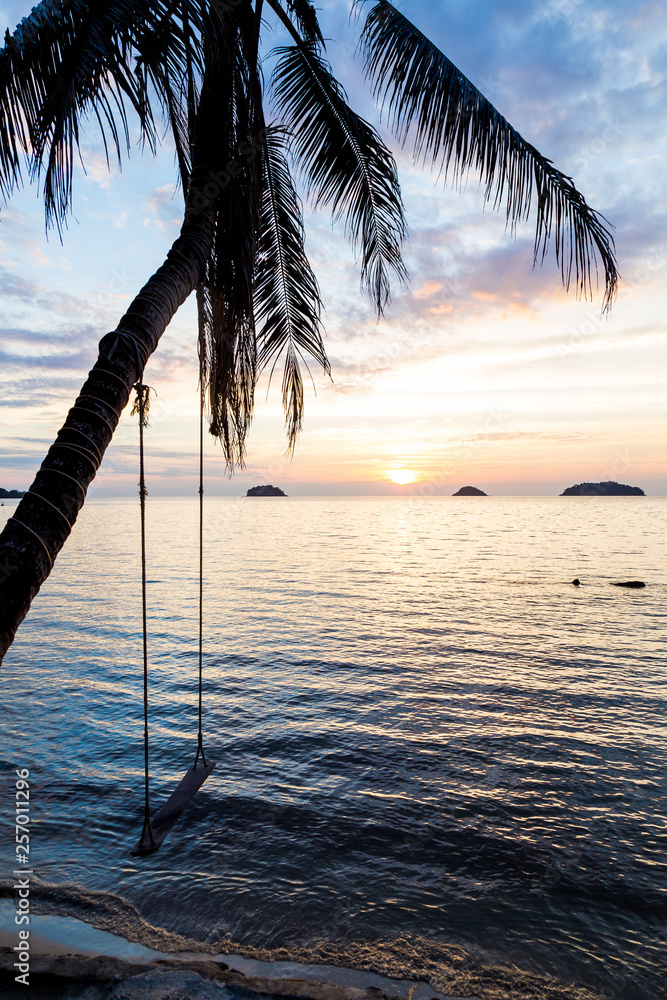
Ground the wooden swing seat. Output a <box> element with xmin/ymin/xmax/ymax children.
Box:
<box><xmin>132</xmin><ymin>758</ymin><xmax>216</xmax><ymax>856</ymax></box>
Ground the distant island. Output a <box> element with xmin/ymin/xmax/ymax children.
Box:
<box><xmin>453</xmin><ymin>486</ymin><xmax>487</xmax><ymax>496</ymax></box>
<box><xmin>560</xmin><ymin>481</ymin><xmax>645</xmax><ymax>496</ymax></box>
<box><xmin>246</xmin><ymin>485</ymin><xmax>287</xmax><ymax>497</ymax></box>
<box><xmin>0</xmin><ymin>488</ymin><xmax>25</xmax><ymax>498</ymax></box>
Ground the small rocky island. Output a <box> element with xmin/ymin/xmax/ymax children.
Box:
<box><xmin>560</xmin><ymin>481</ymin><xmax>645</xmax><ymax>496</ymax></box>
<box><xmin>0</xmin><ymin>487</ymin><xmax>25</xmax><ymax>498</ymax></box>
<box><xmin>246</xmin><ymin>485</ymin><xmax>287</xmax><ymax>497</ymax></box>
<box><xmin>453</xmin><ymin>486</ymin><xmax>487</xmax><ymax>496</ymax></box>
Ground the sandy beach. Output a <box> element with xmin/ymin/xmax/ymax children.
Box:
<box><xmin>0</xmin><ymin>902</ymin><xmax>475</xmax><ymax>1000</ymax></box>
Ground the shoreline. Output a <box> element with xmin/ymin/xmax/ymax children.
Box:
<box><xmin>0</xmin><ymin>900</ymin><xmax>606</xmax><ymax>1000</ymax></box>
<box><xmin>0</xmin><ymin>905</ymin><xmax>465</xmax><ymax>1000</ymax></box>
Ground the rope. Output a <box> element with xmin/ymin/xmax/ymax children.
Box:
<box><xmin>133</xmin><ymin>382</ymin><xmax>155</xmax><ymax>850</ymax></box>
<box><xmin>62</xmin><ymin>425</ymin><xmax>104</xmax><ymax>466</ymax></box>
<box><xmin>76</xmin><ymin>395</ymin><xmax>122</xmax><ymax>422</ymax></box>
<box><xmin>194</xmin><ymin>361</ymin><xmax>207</xmax><ymax>768</ymax></box>
<box><xmin>7</xmin><ymin>518</ymin><xmax>54</xmax><ymax>571</ymax></box>
<box><xmin>25</xmin><ymin>492</ymin><xmax>73</xmax><ymax>530</ymax></box>
<box><xmin>50</xmin><ymin>441</ymin><xmax>99</xmax><ymax>471</ymax></box>
<box><xmin>124</xmin><ymin>311</ymin><xmax>162</xmax><ymax>346</ymax></box>
<box><xmin>40</xmin><ymin>467</ymin><xmax>86</xmax><ymax>497</ymax></box>
<box><xmin>70</xmin><ymin>403</ymin><xmax>117</xmax><ymax>436</ymax></box>
<box><xmin>91</xmin><ymin>366</ymin><xmax>128</xmax><ymax>390</ymax></box>
<box><xmin>99</xmin><ymin>330</ymin><xmax>151</xmax><ymax>375</ymax></box>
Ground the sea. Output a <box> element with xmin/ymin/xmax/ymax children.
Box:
<box><xmin>1</xmin><ymin>495</ymin><xmax>666</xmax><ymax>999</ymax></box>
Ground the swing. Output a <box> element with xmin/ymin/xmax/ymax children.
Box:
<box><xmin>131</xmin><ymin>380</ymin><xmax>215</xmax><ymax>858</ymax></box>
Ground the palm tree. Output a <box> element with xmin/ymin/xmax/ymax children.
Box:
<box><xmin>0</xmin><ymin>0</ymin><xmax>618</xmax><ymax>660</ymax></box>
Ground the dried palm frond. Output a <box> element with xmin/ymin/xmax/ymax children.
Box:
<box><xmin>195</xmin><ymin>2</ymin><xmax>263</xmax><ymax>466</ymax></box>
<box><xmin>254</xmin><ymin>128</ymin><xmax>328</xmax><ymax>452</ymax></box>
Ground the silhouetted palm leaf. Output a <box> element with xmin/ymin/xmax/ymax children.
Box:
<box><xmin>0</xmin><ymin>0</ymin><xmax>631</xmax><ymax>654</ymax></box>
<box><xmin>196</xmin><ymin>9</ymin><xmax>264</xmax><ymax>466</ymax></box>
<box><xmin>0</xmin><ymin>0</ymin><xmax>202</xmax><ymax>228</ymax></box>
<box><xmin>135</xmin><ymin>4</ymin><xmax>205</xmax><ymax>192</ymax></box>
<box><xmin>359</xmin><ymin>0</ymin><xmax>618</xmax><ymax>310</ymax></box>
<box><xmin>255</xmin><ymin>128</ymin><xmax>328</xmax><ymax>451</ymax></box>
<box><xmin>275</xmin><ymin>0</ymin><xmax>325</xmax><ymax>50</ymax></box>
<box><xmin>271</xmin><ymin>43</ymin><xmax>407</xmax><ymax>314</ymax></box>
<box><xmin>0</xmin><ymin>0</ymin><xmax>620</xmax><ymax>469</ymax></box>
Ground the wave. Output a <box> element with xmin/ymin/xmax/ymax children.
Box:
<box><xmin>0</xmin><ymin>883</ymin><xmax>604</xmax><ymax>999</ymax></box>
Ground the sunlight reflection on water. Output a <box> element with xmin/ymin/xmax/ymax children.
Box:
<box><xmin>1</xmin><ymin>496</ymin><xmax>666</xmax><ymax>999</ymax></box>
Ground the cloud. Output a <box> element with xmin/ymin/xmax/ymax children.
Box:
<box><xmin>1</xmin><ymin>0</ymin><xmax>665</xmax><ymax>495</ymax></box>
<box><xmin>0</xmin><ymin>270</ymin><xmax>45</xmax><ymax>303</ymax></box>
<box><xmin>468</xmin><ymin>430</ymin><xmax>594</xmax><ymax>443</ymax></box>
<box><xmin>112</xmin><ymin>210</ymin><xmax>129</xmax><ymax>231</ymax></box>
<box><xmin>0</xmin><ymin>373</ymin><xmax>90</xmax><ymax>407</ymax></box>
<box><xmin>143</xmin><ymin>183</ymin><xmax>184</xmax><ymax>232</ymax></box>
<box><xmin>0</xmin><ymin>344</ymin><xmax>94</xmax><ymax>370</ymax></box>
<box><xmin>413</xmin><ymin>280</ymin><xmax>445</xmax><ymax>299</ymax></box>
<box><xmin>80</xmin><ymin>153</ymin><xmax>117</xmax><ymax>188</ymax></box>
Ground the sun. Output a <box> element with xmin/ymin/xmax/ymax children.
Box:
<box><xmin>386</xmin><ymin>469</ymin><xmax>419</xmax><ymax>485</ymax></box>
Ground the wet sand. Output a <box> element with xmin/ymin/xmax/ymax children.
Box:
<box><xmin>0</xmin><ymin>907</ymin><xmax>468</xmax><ymax>1000</ymax></box>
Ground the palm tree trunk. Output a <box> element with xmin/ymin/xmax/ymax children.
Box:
<box><xmin>0</xmin><ymin>170</ymin><xmax>216</xmax><ymax>662</ymax></box>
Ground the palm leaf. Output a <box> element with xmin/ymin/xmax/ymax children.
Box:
<box><xmin>273</xmin><ymin>0</ymin><xmax>325</xmax><ymax>50</ymax></box>
<box><xmin>196</xmin><ymin>5</ymin><xmax>264</xmax><ymax>467</ymax></box>
<box><xmin>254</xmin><ymin>128</ymin><xmax>328</xmax><ymax>451</ymax></box>
<box><xmin>0</xmin><ymin>0</ymin><xmax>202</xmax><ymax>229</ymax></box>
<box><xmin>359</xmin><ymin>0</ymin><xmax>618</xmax><ymax>311</ymax></box>
<box><xmin>271</xmin><ymin>43</ymin><xmax>407</xmax><ymax>314</ymax></box>
<box><xmin>135</xmin><ymin>3</ymin><xmax>206</xmax><ymax>192</ymax></box>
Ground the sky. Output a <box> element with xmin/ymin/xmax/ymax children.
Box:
<box><xmin>0</xmin><ymin>0</ymin><xmax>665</xmax><ymax>497</ymax></box>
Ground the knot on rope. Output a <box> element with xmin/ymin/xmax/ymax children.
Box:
<box><xmin>131</xmin><ymin>383</ymin><xmax>154</xmax><ymax>428</ymax></box>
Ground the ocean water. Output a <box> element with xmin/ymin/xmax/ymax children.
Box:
<box><xmin>1</xmin><ymin>496</ymin><xmax>666</xmax><ymax>999</ymax></box>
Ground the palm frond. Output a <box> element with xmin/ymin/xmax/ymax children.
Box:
<box><xmin>0</xmin><ymin>0</ymin><xmax>203</xmax><ymax>229</ymax></box>
<box><xmin>135</xmin><ymin>3</ymin><xmax>205</xmax><ymax>192</ymax></box>
<box><xmin>147</xmin><ymin>64</ymin><xmax>192</xmax><ymax>192</ymax></box>
<box><xmin>359</xmin><ymin>0</ymin><xmax>618</xmax><ymax>311</ymax></box>
<box><xmin>255</xmin><ymin>128</ymin><xmax>328</xmax><ymax>452</ymax></box>
<box><xmin>271</xmin><ymin>0</ymin><xmax>325</xmax><ymax>50</ymax></box>
<box><xmin>195</xmin><ymin>5</ymin><xmax>264</xmax><ymax>467</ymax></box>
<box><xmin>271</xmin><ymin>43</ymin><xmax>407</xmax><ymax>314</ymax></box>
<box><xmin>197</xmin><ymin>282</ymin><xmax>256</xmax><ymax>468</ymax></box>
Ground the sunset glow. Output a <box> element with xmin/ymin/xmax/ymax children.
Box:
<box><xmin>0</xmin><ymin>1</ymin><xmax>664</xmax><ymax>498</ymax></box>
<box><xmin>0</xmin><ymin>0</ymin><xmax>663</xmax><ymax>993</ymax></box>
<box><xmin>386</xmin><ymin>470</ymin><xmax>419</xmax><ymax>485</ymax></box>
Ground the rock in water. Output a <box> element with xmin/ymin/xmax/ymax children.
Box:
<box><xmin>246</xmin><ymin>485</ymin><xmax>287</xmax><ymax>497</ymax></box>
<box><xmin>452</xmin><ymin>486</ymin><xmax>487</xmax><ymax>496</ymax></box>
<box><xmin>560</xmin><ymin>481</ymin><xmax>645</xmax><ymax>496</ymax></box>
